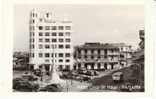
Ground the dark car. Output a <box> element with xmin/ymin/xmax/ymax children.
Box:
<box><xmin>13</xmin><ymin>78</ymin><xmax>39</xmax><ymax>92</ymax></box>
<box><xmin>33</xmin><ymin>69</ymin><xmax>42</xmax><ymax>76</ymax></box>
<box><xmin>39</xmin><ymin>84</ymin><xmax>62</xmax><ymax>92</ymax></box>
<box><xmin>22</xmin><ymin>74</ymin><xmax>38</xmax><ymax>81</ymax></box>
<box><xmin>78</xmin><ymin>68</ymin><xmax>87</xmax><ymax>74</ymax></box>
<box><xmin>85</xmin><ymin>70</ymin><xmax>94</xmax><ymax>76</ymax></box>
<box><xmin>82</xmin><ymin>76</ymin><xmax>91</xmax><ymax>82</ymax></box>
<box><xmin>59</xmin><ymin>72</ymin><xmax>69</xmax><ymax>79</ymax></box>
<box><xmin>112</xmin><ymin>72</ymin><xmax>124</xmax><ymax>83</ymax></box>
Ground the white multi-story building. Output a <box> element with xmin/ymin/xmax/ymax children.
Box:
<box><xmin>29</xmin><ymin>9</ymin><xmax>73</xmax><ymax>72</ymax></box>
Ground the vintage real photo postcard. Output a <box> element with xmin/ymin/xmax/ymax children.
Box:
<box><xmin>12</xmin><ymin>3</ymin><xmax>145</xmax><ymax>92</ymax></box>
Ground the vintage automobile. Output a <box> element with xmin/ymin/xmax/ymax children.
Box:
<box><xmin>22</xmin><ymin>73</ymin><xmax>38</xmax><ymax>81</ymax></box>
<box><xmin>39</xmin><ymin>83</ymin><xmax>63</xmax><ymax>92</ymax></box>
<box><xmin>33</xmin><ymin>69</ymin><xmax>42</xmax><ymax>76</ymax></box>
<box><xmin>112</xmin><ymin>72</ymin><xmax>124</xmax><ymax>83</ymax></box>
<box><xmin>13</xmin><ymin>78</ymin><xmax>39</xmax><ymax>92</ymax></box>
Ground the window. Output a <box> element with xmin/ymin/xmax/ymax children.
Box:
<box><xmin>55</xmin><ymin>53</ymin><xmax>57</xmax><ymax>57</ymax></box>
<box><xmin>84</xmin><ymin>55</ymin><xmax>88</xmax><ymax>58</ymax></box>
<box><xmin>65</xmin><ymin>65</ymin><xmax>70</xmax><ymax>70</ymax></box>
<box><xmin>51</xmin><ymin>53</ymin><xmax>53</xmax><ymax>57</ymax></box>
<box><xmin>65</xmin><ymin>26</ymin><xmax>71</xmax><ymax>30</ymax></box>
<box><xmin>45</xmin><ymin>26</ymin><xmax>50</xmax><ymax>30</ymax></box>
<box><xmin>39</xmin><ymin>38</ymin><xmax>43</xmax><ymax>42</ymax></box>
<box><xmin>78</xmin><ymin>56</ymin><xmax>81</xmax><ymax>59</ymax></box>
<box><xmin>59</xmin><ymin>53</ymin><xmax>64</xmax><ymax>57</ymax></box>
<box><xmin>51</xmin><ymin>26</ymin><xmax>57</xmax><ymax>30</ymax></box>
<box><xmin>30</xmin><ymin>38</ymin><xmax>34</xmax><ymax>42</ymax></box>
<box><xmin>38</xmin><ymin>26</ymin><xmax>43</xmax><ymax>30</ymax></box>
<box><xmin>91</xmin><ymin>55</ymin><xmax>94</xmax><ymax>59</ymax></box>
<box><xmin>65</xmin><ymin>44</ymin><xmax>70</xmax><ymax>49</ymax></box>
<box><xmin>39</xmin><ymin>44</ymin><xmax>43</xmax><ymax>49</ymax></box>
<box><xmin>45</xmin><ymin>45</ymin><xmax>50</xmax><ymax>49</ymax></box>
<box><xmin>39</xmin><ymin>18</ymin><xmax>43</xmax><ymax>22</ymax></box>
<box><xmin>98</xmin><ymin>50</ymin><xmax>101</xmax><ymax>54</ymax></box>
<box><xmin>32</xmin><ymin>13</ymin><xmax>35</xmax><ymax>17</ymax></box>
<box><xmin>59</xmin><ymin>65</ymin><xmax>63</xmax><ymax>71</ymax></box>
<box><xmin>30</xmin><ymin>32</ymin><xmax>35</xmax><ymax>36</ymax></box>
<box><xmin>52</xmin><ymin>32</ymin><xmax>57</xmax><ymax>36</ymax></box>
<box><xmin>31</xmin><ymin>53</ymin><xmax>34</xmax><ymax>57</ymax></box>
<box><xmin>30</xmin><ymin>26</ymin><xmax>35</xmax><ymax>31</ymax></box>
<box><xmin>65</xmin><ymin>53</ymin><xmax>70</xmax><ymax>57</ymax></box>
<box><xmin>65</xmin><ymin>32</ymin><xmax>70</xmax><ymax>36</ymax></box>
<box><xmin>58</xmin><ymin>26</ymin><xmax>64</xmax><ymax>30</ymax></box>
<box><xmin>120</xmin><ymin>54</ymin><xmax>124</xmax><ymax>58</ymax></box>
<box><xmin>84</xmin><ymin>49</ymin><xmax>87</xmax><ymax>53</ymax></box>
<box><xmin>52</xmin><ymin>39</ymin><xmax>57</xmax><ymax>42</ymax></box>
<box><xmin>65</xmin><ymin>38</ymin><xmax>70</xmax><ymax>42</ymax></box>
<box><xmin>45</xmin><ymin>53</ymin><xmax>50</xmax><ymax>57</ymax></box>
<box><xmin>46</xmin><ymin>13</ymin><xmax>49</xmax><ymax>18</ymax></box>
<box><xmin>45</xmin><ymin>39</ymin><xmax>50</xmax><ymax>42</ymax></box>
<box><xmin>59</xmin><ymin>32</ymin><xmax>63</xmax><ymax>36</ymax></box>
<box><xmin>98</xmin><ymin>55</ymin><xmax>101</xmax><ymax>58</ymax></box>
<box><xmin>32</xmin><ymin>20</ymin><xmax>35</xmax><ymax>23</ymax></box>
<box><xmin>59</xmin><ymin>39</ymin><xmax>64</xmax><ymax>42</ymax></box>
<box><xmin>59</xmin><ymin>45</ymin><xmax>64</xmax><ymax>49</ymax></box>
<box><xmin>51</xmin><ymin>45</ymin><xmax>57</xmax><ymax>48</ymax></box>
<box><xmin>91</xmin><ymin>50</ymin><xmax>94</xmax><ymax>54</ymax></box>
<box><xmin>39</xmin><ymin>32</ymin><xmax>43</xmax><ymax>36</ymax></box>
<box><xmin>51</xmin><ymin>60</ymin><xmax>53</xmax><ymax>63</ymax></box>
<box><xmin>45</xmin><ymin>32</ymin><xmax>50</xmax><ymax>36</ymax></box>
<box><xmin>104</xmin><ymin>55</ymin><xmax>107</xmax><ymax>58</ymax></box>
<box><xmin>39</xmin><ymin>53</ymin><xmax>43</xmax><ymax>57</ymax></box>
<box><xmin>66</xmin><ymin>59</ymin><xmax>70</xmax><ymax>62</ymax></box>
<box><xmin>32</xmin><ymin>13</ymin><xmax>37</xmax><ymax>17</ymax></box>
<box><xmin>30</xmin><ymin>44</ymin><xmax>34</xmax><ymax>49</ymax></box>
<box><xmin>45</xmin><ymin>59</ymin><xmax>49</xmax><ymax>62</ymax></box>
<box><xmin>59</xmin><ymin>59</ymin><xmax>63</xmax><ymax>62</ymax></box>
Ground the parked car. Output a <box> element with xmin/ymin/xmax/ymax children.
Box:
<box><xmin>81</xmin><ymin>75</ymin><xmax>91</xmax><ymax>82</ymax></box>
<box><xmin>78</xmin><ymin>68</ymin><xmax>87</xmax><ymax>74</ymax></box>
<box><xmin>93</xmin><ymin>70</ymin><xmax>99</xmax><ymax>76</ymax></box>
<box><xmin>39</xmin><ymin>83</ymin><xmax>62</xmax><ymax>92</ymax></box>
<box><xmin>112</xmin><ymin>72</ymin><xmax>124</xmax><ymax>83</ymax></box>
<box><xmin>13</xmin><ymin>78</ymin><xmax>39</xmax><ymax>92</ymax></box>
<box><xmin>85</xmin><ymin>70</ymin><xmax>95</xmax><ymax>76</ymax></box>
<box><xmin>59</xmin><ymin>72</ymin><xmax>70</xmax><ymax>79</ymax></box>
<box><xmin>75</xmin><ymin>75</ymin><xmax>82</xmax><ymax>81</ymax></box>
<box><xmin>22</xmin><ymin>74</ymin><xmax>38</xmax><ymax>81</ymax></box>
<box><xmin>33</xmin><ymin>69</ymin><xmax>42</xmax><ymax>76</ymax></box>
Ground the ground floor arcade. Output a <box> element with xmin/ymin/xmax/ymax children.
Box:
<box><xmin>73</xmin><ymin>62</ymin><xmax>121</xmax><ymax>71</ymax></box>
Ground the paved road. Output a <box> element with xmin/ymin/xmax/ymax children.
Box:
<box><xmin>13</xmin><ymin>68</ymin><xmax>125</xmax><ymax>92</ymax></box>
<box><xmin>61</xmin><ymin>80</ymin><xmax>91</xmax><ymax>92</ymax></box>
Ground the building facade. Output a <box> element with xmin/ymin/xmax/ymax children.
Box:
<box><xmin>139</xmin><ymin>29</ymin><xmax>144</xmax><ymax>49</ymax></box>
<box><xmin>113</xmin><ymin>43</ymin><xmax>132</xmax><ymax>67</ymax></box>
<box><xmin>29</xmin><ymin>9</ymin><xmax>73</xmax><ymax>72</ymax></box>
<box><xmin>74</xmin><ymin>43</ymin><xmax>132</xmax><ymax>71</ymax></box>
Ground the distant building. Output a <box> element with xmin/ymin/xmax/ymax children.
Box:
<box><xmin>113</xmin><ymin>43</ymin><xmax>132</xmax><ymax>67</ymax></box>
<box><xmin>132</xmin><ymin>29</ymin><xmax>144</xmax><ymax>66</ymax></box>
<box><xmin>29</xmin><ymin>9</ymin><xmax>73</xmax><ymax>72</ymax></box>
<box><xmin>13</xmin><ymin>52</ymin><xmax>29</xmax><ymax>70</ymax></box>
<box><xmin>73</xmin><ymin>42</ymin><xmax>132</xmax><ymax>70</ymax></box>
<box><xmin>139</xmin><ymin>29</ymin><xmax>144</xmax><ymax>49</ymax></box>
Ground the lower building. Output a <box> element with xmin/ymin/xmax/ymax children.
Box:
<box><xmin>73</xmin><ymin>42</ymin><xmax>132</xmax><ymax>71</ymax></box>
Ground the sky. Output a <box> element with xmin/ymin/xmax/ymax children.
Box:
<box><xmin>14</xmin><ymin>4</ymin><xmax>144</xmax><ymax>51</ymax></box>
